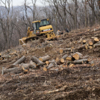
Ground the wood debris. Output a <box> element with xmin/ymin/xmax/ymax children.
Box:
<box><xmin>1</xmin><ymin>26</ymin><xmax>100</xmax><ymax>100</ymax></box>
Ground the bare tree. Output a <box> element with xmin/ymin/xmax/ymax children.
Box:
<box><xmin>87</xmin><ymin>0</ymin><xmax>98</xmax><ymax>25</ymax></box>
<box><xmin>0</xmin><ymin>0</ymin><xmax>14</xmax><ymax>49</ymax></box>
<box><xmin>24</xmin><ymin>0</ymin><xmax>37</xmax><ymax>20</ymax></box>
<box><xmin>98</xmin><ymin>0</ymin><xmax>100</xmax><ymax>10</ymax></box>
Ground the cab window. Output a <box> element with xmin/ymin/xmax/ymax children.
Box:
<box><xmin>33</xmin><ymin>23</ymin><xmax>36</xmax><ymax>34</ymax></box>
<box><xmin>40</xmin><ymin>19</ymin><xmax>49</xmax><ymax>27</ymax></box>
<box><xmin>35</xmin><ymin>22</ymin><xmax>40</xmax><ymax>30</ymax></box>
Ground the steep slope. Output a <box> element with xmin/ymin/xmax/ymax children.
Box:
<box><xmin>0</xmin><ymin>25</ymin><xmax>100</xmax><ymax>100</ymax></box>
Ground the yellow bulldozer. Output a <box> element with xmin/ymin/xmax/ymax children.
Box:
<box><xmin>19</xmin><ymin>18</ymin><xmax>57</xmax><ymax>45</ymax></box>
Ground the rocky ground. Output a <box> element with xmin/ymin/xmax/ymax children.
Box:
<box><xmin>0</xmin><ymin>25</ymin><xmax>100</xmax><ymax>100</ymax></box>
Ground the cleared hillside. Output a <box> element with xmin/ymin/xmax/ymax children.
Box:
<box><xmin>0</xmin><ymin>25</ymin><xmax>100</xmax><ymax>100</ymax></box>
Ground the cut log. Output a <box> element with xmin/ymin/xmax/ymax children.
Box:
<box><xmin>92</xmin><ymin>28</ymin><xmax>100</xmax><ymax>32</ymax></box>
<box><xmin>56</xmin><ymin>57</ymin><xmax>60</xmax><ymax>65</ymax></box>
<box><xmin>72</xmin><ymin>64</ymin><xmax>91</xmax><ymax>68</ymax></box>
<box><xmin>93</xmin><ymin>37</ymin><xmax>99</xmax><ymax>43</ymax></box>
<box><xmin>3</xmin><ymin>66</ymin><xmax>21</xmax><ymax>74</ymax></box>
<box><xmin>83</xmin><ymin>40</ymin><xmax>86</xmax><ymax>44</ymax></box>
<box><xmin>76</xmin><ymin>52</ymin><xmax>83</xmax><ymax>58</ymax></box>
<box><xmin>62</xmin><ymin>65</ymin><xmax>67</xmax><ymax>68</ymax></box>
<box><xmin>96</xmin><ymin>41</ymin><xmax>100</xmax><ymax>44</ymax></box>
<box><xmin>94</xmin><ymin>37</ymin><xmax>99</xmax><ymax>42</ymax></box>
<box><xmin>44</xmin><ymin>85</ymin><xmax>68</xmax><ymax>94</ymax></box>
<box><xmin>73</xmin><ymin>60</ymin><xmax>83</xmax><ymax>64</ymax></box>
<box><xmin>39</xmin><ymin>55</ymin><xmax>50</xmax><ymax>62</ymax></box>
<box><xmin>64</xmin><ymin>48</ymin><xmax>72</xmax><ymax>51</ymax></box>
<box><xmin>94</xmin><ymin>44</ymin><xmax>100</xmax><ymax>48</ymax></box>
<box><xmin>59</xmin><ymin>49</ymin><xmax>63</xmax><ymax>54</ymax></box>
<box><xmin>72</xmin><ymin>52</ymin><xmax>83</xmax><ymax>60</ymax></box>
<box><xmin>66</xmin><ymin>56</ymin><xmax>72</xmax><ymax>61</ymax></box>
<box><xmin>31</xmin><ymin>56</ymin><xmax>43</xmax><ymax>64</ymax></box>
<box><xmin>56</xmin><ymin>57</ymin><xmax>64</xmax><ymax>65</ymax></box>
<box><xmin>88</xmin><ymin>58</ymin><xmax>91</xmax><ymax>62</ymax></box>
<box><xmin>77</xmin><ymin>45</ymin><xmax>85</xmax><ymax>50</ymax></box>
<box><xmin>43</xmin><ymin>66</ymin><xmax>47</xmax><ymax>71</ymax></box>
<box><xmin>69</xmin><ymin>64</ymin><xmax>74</xmax><ymax>68</ymax></box>
<box><xmin>0</xmin><ymin>59</ymin><xmax>7</xmax><ymax>64</ymax></box>
<box><xmin>94</xmin><ymin>33</ymin><xmax>100</xmax><ymax>37</ymax></box>
<box><xmin>73</xmin><ymin>59</ymin><xmax>89</xmax><ymax>64</ymax></box>
<box><xmin>71</xmin><ymin>48</ymin><xmax>75</xmax><ymax>53</ymax></box>
<box><xmin>13</xmin><ymin>56</ymin><xmax>26</xmax><ymax>65</ymax></box>
<box><xmin>37</xmin><ymin>62</ymin><xmax>45</xmax><ymax>67</ymax></box>
<box><xmin>45</xmin><ymin>61</ymin><xmax>50</xmax><ymax>65</ymax></box>
<box><xmin>88</xmin><ymin>41</ymin><xmax>93</xmax><ymax>46</ymax></box>
<box><xmin>85</xmin><ymin>44</ymin><xmax>88</xmax><ymax>49</ymax></box>
<box><xmin>2</xmin><ymin>67</ymin><xmax>4</xmax><ymax>75</ymax></box>
<box><xmin>47</xmin><ymin>63</ymin><xmax>54</xmax><ymax>69</ymax></box>
<box><xmin>2</xmin><ymin>54</ymin><xmax>11</xmax><ymax>58</ymax></box>
<box><xmin>62</xmin><ymin>54</ymin><xmax>68</xmax><ymax>60</ymax></box>
<box><xmin>72</xmin><ymin>53</ymin><xmax>79</xmax><ymax>60</ymax></box>
<box><xmin>60</xmin><ymin>58</ymin><xmax>65</xmax><ymax>63</ymax></box>
<box><xmin>3</xmin><ymin>61</ymin><xmax>36</xmax><ymax>74</ymax></box>
<box><xmin>21</xmin><ymin>61</ymin><xmax>36</xmax><ymax>73</ymax></box>
<box><xmin>46</xmin><ymin>60</ymin><xmax>57</xmax><ymax>67</ymax></box>
<box><xmin>83</xmin><ymin>55</ymin><xmax>89</xmax><ymax>59</ymax></box>
<box><xmin>93</xmin><ymin>48</ymin><xmax>100</xmax><ymax>52</ymax></box>
<box><xmin>0</xmin><ymin>57</ymin><xmax>3</xmax><ymax>60</ymax></box>
<box><xmin>59</xmin><ymin>48</ymin><xmax>72</xmax><ymax>54</ymax></box>
<box><xmin>89</xmin><ymin>46</ymin><xmax>92</xmax><ymax>49</ymax></box>
<box><xmin>22</xmin><ymin>66</ymin><xmax>28</xmax><ymax>73</ymax></box>
<box><xmin>90</xmin><ymin>61</ymin><xmax>94</xmax><ymax>67</ymax></box>
<box><xmin>28</xmin><ymin>60</ymin><xmax>37</xmax><ymax>68</ymax></box>
<box><xmin>77</xmin><ymin>44</ymin><xmax>88</xmax><ymax>50</ymax></box>
<box><xmin>9</xmin><ymin>50</ymin><xmax>17</xmax><ymax>55</ymax></box>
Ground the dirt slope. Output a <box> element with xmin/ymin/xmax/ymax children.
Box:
<box><xmin>0</xmin><ymin>25</ymin><xmax>100</xmax><ymax>100</ymax></box>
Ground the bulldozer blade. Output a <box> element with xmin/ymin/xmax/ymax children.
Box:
<box><xmin>19</xmin><ymin>36</ymin><xmax>38</xmax><ymax>45</ymax></box>
<box><xmin>46</xmin><ymin>35</ymin><xmax>58</xmax><ymax>41</ymax></box>
<box><xmin>19</xmin><ymin>38</ymin><xmax>27</xmax><ymax>45</ymax></box>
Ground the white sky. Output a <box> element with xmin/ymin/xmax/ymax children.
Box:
<box><xmin>1</xmin><ymin>0</ymin><xmax>71</xmax><ymax>7</ymax></box>
<box><xmin>13</xmin><ymin>0</ymin><xmax>43</xmax><ymax>6</ymax></box>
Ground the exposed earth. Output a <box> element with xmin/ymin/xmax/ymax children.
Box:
<box><xmin>0</xmin><ymin>25</ymin><xmax>100</xmax><ymax>100</ymax></box>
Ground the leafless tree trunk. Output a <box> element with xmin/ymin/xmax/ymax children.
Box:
<box><xmin>0</xmin><ymin>0</ymin><xmax>14</xmax><ymax>49</ymax></box>
<box><xmin>82</xmin><ymin>0</ymin><xmax>88</xmax><ymax>27</ymax></box>
<box><xmin>98</xmin><ymin>0</ymin><xmax>100</xmax><ymax>9</ymax></box>
<box><xmin>74</xmin><ymin>0</ymin><xmax>78</xmax><ymax>29</ymax></box>
<box><xmin>87</xmin><ymin>0</ymin><xmax>97</xmax><ymax>25</ymax></box>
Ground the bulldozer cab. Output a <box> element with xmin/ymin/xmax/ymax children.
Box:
<box><xmin>32</xmin><ymin>19</ymin><xmax>50</xmax><ymax>35</ymax></box>
<box><xmin>39</xmin><ymin>19</ymin><xmax>50</xmax><ymax>27</ymax></box>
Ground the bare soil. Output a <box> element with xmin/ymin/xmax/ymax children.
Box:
<box><xmin>0</xmin><ymin>25</ymin><xmax>100</xmax><ymax>100</ymax></box>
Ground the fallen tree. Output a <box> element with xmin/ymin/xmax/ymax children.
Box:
<box><xmin>13</xmin><ymin>56</ymin><xmax>26</xmax><ymax>65</ymax></box>
<box><xmin>2</xmin><ymin>61</ymin><xmax>36</xmax><ymax>74</ymax></box>
<box><xmin>39</xmin><ymin>55</ymin><xmax>50</xmax><ymax>62</ymax></box>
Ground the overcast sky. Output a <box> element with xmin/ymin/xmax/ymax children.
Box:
<box><xmin>13</xmin><ymin>0</ymin><xmax>43</xmax><ymax>6</ymax></box>
<box><xmin>1</xmin><ymin>0</ymin><xmax>71</xmax><ymax>7</ymax></box>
